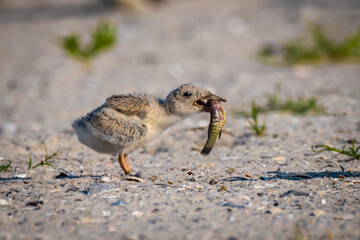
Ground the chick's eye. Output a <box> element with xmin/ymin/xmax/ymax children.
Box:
<box><xmin>183</xmin><ymin>92</ymin><xmax>192</xmax><ymax>97</ymax></box>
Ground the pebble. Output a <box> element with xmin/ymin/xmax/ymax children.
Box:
<box><xmin>280</xmin><ymin>190</ymin><xmax>310</xmax><ymax>198</ymax></box>
<box><xmin>132</xmin><ymin>211</ymin><xmax>143</xmax><ymax>218</ymax></box>
<box><xmin>55</xmin><ymin>172</ymin><xmax>69</xmax><ymax>179</ymax></box>
<box><xmin>0</xmin><ymin>199</ymin><xmax>10</xmax><ymax>206</ymax></box>
<box><xmin>100</xmin><ymin>177</ymin><xmax>111</xmax><ymax>183</ymax></box>
<box><xmin>195</xmin><ymin>185</ymin><xmax>204</xmax><ymax>190</ymax></box>
<box><xmin>237</xmin><ymin>195</ymin><xmax>251</xmax><ymax>201</ymax></box>
<box><xmin>313</xmin><ymin>209</ymin><xmax>326</xmax><ymax>216</ymax></box>
<box><xmin>177</xmin><ymin>185</ymin><xmax>191</xmax><ymax>191</ymax></box>
<box><xmin>338</xmin><ymin>174</ymin><xmax>346</xmax><ymax>179</ymax></box>
<box><xmin>74</xmin><ymin>207</ymin><xmax>86</xmax><ymax>211</ymax></box>
<box><xmin>317</xmin><ymin>190</ymin><xmax>327</xmax><ymax>195</ymax></box>
<box><xmin>188</xmin><ymin>177</ymin><xmax>197</xmax><ymax>182</ymax></box>
<box><xmin>102</xmin><ymin>211</ymin><xmax>111</xmax><ymax>217</ymax></box>
<box><xmin>25</xmin><ymin>200</ymin><xmax>43</xmax><ymax>207</ymax></box>
<box><xmin>219</xmin><ymin>185</ymin><xmax>227</xmax><ymax>191</ymax></box>
<box><xmin>209</xmin><ymin>179</ymin><xmax>218</xmax><ymax>185</ymax></box>
<box><xmin>271</xmin><ymin>156</ymin><xmax>287</xmax><ymax>164</ymax></box>
<box><xmin>14</xmin><ymin>174</ymin><xmax>26</xmax><ymax>179</ymax></box>
<box><xmin>111</xmin><ymin>201</ymin><xmax>128</xmax><ymax>206</ymax></box>
<box><xmin>264</xmin><ymin>183</ymin><xmax>276</xmax><ymax>187</ymax></box>
<box><xmin>269</xmin><ymin>207</ymin><xmax>282</xmax><ymax>213</ymax></box>
<box><xmin>126</xmin><ymin>176</ymin><xmax>145</xmax><ymax>183</ymax></box>
<box><xmin>227</xmin><ymin>169</ymin><xmax>235</xmax><ymax>174</ymax></box>
<box><xmin>55</xmin><ymin>172</ymin><xmax>78</xmax><ymax>179</ymax></box>
<box><xmin>333</xmin><ymin>214</ymin><xmax>353</xmax><ymax>220</ymax></box>
<box><xmin>220</xmin><ymin>202</ymin><xmax>245</xmax><ymax>209</ymax></box>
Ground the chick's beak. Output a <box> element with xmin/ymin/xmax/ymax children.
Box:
<box><xmin>205</xmin><ymin>93</ymin><xmax>227</xmax><ymax>102</ymax></box>
<box><xmin>194</xmin><ymin>92</ymin><xmax>226</xmax><ymax>112</ymax></box>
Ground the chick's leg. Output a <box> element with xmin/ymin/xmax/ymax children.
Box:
<box><xmin>118</xmin><ymin>152</ymin><xmax>132</xmax><ymax>175</ymax></box>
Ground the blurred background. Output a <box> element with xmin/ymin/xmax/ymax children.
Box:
<box><xmin>0</xmin><ymin>0</ymin><xmax>360</xmax><ymax>133</ymax></box>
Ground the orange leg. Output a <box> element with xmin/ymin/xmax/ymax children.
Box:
<box><xmin>118</xmin><ymin>152</ymin><xmax>132</xmax><ymax>175</ymax></box>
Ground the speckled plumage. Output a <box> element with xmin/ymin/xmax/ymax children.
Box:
<box><xmin>72</xmin><ymin>83</ymin><xmax>226</xmax><ymax>174</ymax></box>
<box><xmin>73</xmin><ymin>94</ymin><xmax>155</xmax><ymax>154</ymax></box>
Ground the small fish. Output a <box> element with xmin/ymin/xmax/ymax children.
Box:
<box><xmin>201</xmin><ymin>101</ymin><xmax>226</xmax><ymax>156</ymax></box>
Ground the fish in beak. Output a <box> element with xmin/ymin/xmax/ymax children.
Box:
<box><xmin>194</xmin><ymin>93</ymin><xmax>227</xmax><ymax>112</ymax></box>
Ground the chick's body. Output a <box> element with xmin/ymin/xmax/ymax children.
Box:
<box><xmin>72</xmin><ymin>83</ymin><xmax>225</xmax><ymax>174</ymax></box>
<box><xmin>73</xmin><ymin>94</ymin><xmax>181</xmax><ymax>155</ymax></box>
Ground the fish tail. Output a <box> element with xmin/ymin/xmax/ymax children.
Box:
<box><xmin>201</xmin><ymin>128</ymin><xmax>220</xmax><ymax>156</ymax></box>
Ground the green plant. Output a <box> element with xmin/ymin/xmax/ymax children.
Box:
<box><xmin>247</xmin><ymin>101</ymin><xmax>266</xmax><ymax>136</ymax></box>
<box><xmin>61</xmin><ymin>21</ymin><xmax>117</xmax><ymax>61</ymax></box>
<box><xmin>28</xmin><ymin>144</ymin><xmax>63</xmax><ymax>169</ymax></box>
<box><xmin>312</xmin><ymin>137</ymin><xmax>360</xmax><ymax>161</ymax></box>
<box><xmin>259</xmin><ymin>25</ymin><xmax>360</xmax><ymax>65</ymax></box>
<box><xmin>234</xmin><ymin>85</ymin><xmax>323</xmax><ymax>117</ymax></box>
<box><xmin>267</xmin><ymin>85</ymin><xmax>324</xmax><ymax>114</ymax></box>
<box><xmin>0</xmin><ymin>160</ymin><xmax>12</xmax><ymax>172</ymax></box>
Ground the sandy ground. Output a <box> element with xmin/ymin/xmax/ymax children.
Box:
<box><xmin>0</xmin><ymin>0</ymin><xmax>360</xmax><ymax>239</ymax></box>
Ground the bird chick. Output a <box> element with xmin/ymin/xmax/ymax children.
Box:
<box><xmin>72</xmin><ymin>83</ymin><xmax>226</xmax><ymax>175</ymax></box>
